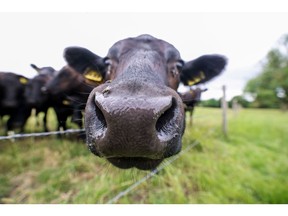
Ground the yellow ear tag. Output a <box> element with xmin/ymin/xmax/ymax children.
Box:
<box><xmin>62</xmin><ymin>100</ymin><xmax>70</xmax><ymax>105</ymax></box>
<box><xmin>188</xmin><ymin>80</ymin><xmax>196</xmax><ymax>86</ymax></box>
<box><xmin>19</xmin><ymin>77</ymin><xmax>28</xmax><ymax>84</ymax></box>
<box><xmin>187</xmin><ymin>71</ymin><xmax>206</xmax><ymax>86</ymax></box>
<box><xmin>84</xmin><ymin>70</ymin><xmax>103</xmax><ymax>82</ymax></box>
<box><xmin>199</xmin><ymin>71</ymin><xmax>206</xmax><ymax>79</ymax></box>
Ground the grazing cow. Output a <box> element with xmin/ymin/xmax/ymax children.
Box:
<box><xmin>0</xmin><ymin>72</ymin><xmax>31</xmax><ymax>133</ymax></box>
<box><xmin>179</xmin><ymin>87</ymin><xmax>207</xmax><ymax>125</ymax></box>
<box><xmin>25</xmin><ymin>64</ymin><xmax>82</xmax><ymax>132</ymax></box>
<box><xmin>64</xmin><ymin>34</ymin><xmax>227</xmax><ymax>170</ymax></box>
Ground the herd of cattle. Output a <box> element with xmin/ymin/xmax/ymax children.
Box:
<box><xmin>0</xmin><ymin>34</ymin><xmax>227</xmax><ymax>169</ymax></box>
<box><xmin>0</xmin><ymin>64</ymin><xmax>83</xmax><ymax>134</ymax></box>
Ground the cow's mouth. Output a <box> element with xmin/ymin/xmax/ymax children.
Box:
<box><xmin>107</xmin><ymin>157</ymin><xmax>163</xmax><ymax>170</ymax></box>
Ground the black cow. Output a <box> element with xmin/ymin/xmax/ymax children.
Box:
<box><xmin>43</xmin><ymin>55</ymin><xmax>105</xmax><ymax>128</ymax></box>
<box><xmin>24</xmin><ymin>64</ymin><xmax>55</xmax><ymax>131</ymax></box>
<box><xmin>44</xmin><ymin>63</ymin><xmax>103</xmax><ymax>107</ymax></box>
<box><xmin>180</xmin><ymin>87</ymin><xmax>207</xmax><ymax>125</ymax></box>
<box><xmin>63</xmin><ymin>34</ymin><xmax>227</xmax><ymax>170</ymax></box>
<box><xmin>0</xmin><ymin>72</ymin><xmax>31</xmax><ymax>133</ymax></box>
<box><xmin>24</xmin><ymin>64</ymin><xmax>82</xmax><ymax>132</ymax></box>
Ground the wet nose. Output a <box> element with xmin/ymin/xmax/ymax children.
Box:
<box><xmin>86</xmin><ymin>92</ymin><xmax>179</xmax><ymax>159</ymax></box>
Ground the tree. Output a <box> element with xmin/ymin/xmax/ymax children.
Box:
<box><xmin>244</xmin><ymin>34</ymin><xmax>288</xmax><ymax>109</ymax></box>
<box><xmin>229</xmin><ymin>95</ymin><xmax>251</xmax><ymax>108</ymax></box>
<box><xmin>198</xmin><ymin>98</ymin><xmax>221</xmax><ymax>108</ymax></box>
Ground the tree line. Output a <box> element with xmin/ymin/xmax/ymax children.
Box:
<box><xmin>199</xmin><ymin>34</ymin><xmax>288</xmax><ymax>110</ymax></box>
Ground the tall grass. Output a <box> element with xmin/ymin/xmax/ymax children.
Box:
<box><xmin>0</xmin><ymin>108</ymin><xmax>287</xmax><ymax>203</ymax></box>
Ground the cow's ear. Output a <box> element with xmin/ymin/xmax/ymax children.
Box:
<box><xmin>30</xmin><ymin>64</ymin><xmax>56</xmax><ymax>75</ymax></box>
<box><xmin>30</xmin><ymin>64</ymin><xmax>40</xmax><ymax>73</ymax></box>
<box><xmin>180</xmin><ymin>55</ymin><xmax>227</xmax><ymax>86</ymax></box>
<box><xmin>64</xmin><ymin>47</ymin><xmax>106</xmax><ymax>80</ymax></box>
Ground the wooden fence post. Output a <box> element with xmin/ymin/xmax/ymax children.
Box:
<box><xmin>221</xmin><ymin>85</ymin><xmax>228</xmax><ymax>136</ymax></box>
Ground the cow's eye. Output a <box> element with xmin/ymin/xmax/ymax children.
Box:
<box><xmin>176</xmin><ymin>61</ymin><xmax>184</xmax><ymax>70</ymax></box>
<box><xmin>104</xmin><ymin>58</ymin><xmax>112</xmax><ymax>66</ymax></box>
<box><xmin>170</xmin><ymin>61</ymin><xmax>183</xmax><ymax>77</ymax></box>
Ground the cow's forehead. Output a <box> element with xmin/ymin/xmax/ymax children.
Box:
<box><xmin>107</xmin><ymin>34</ymin><xmax>181</xmax><ymax>61</ymax></box>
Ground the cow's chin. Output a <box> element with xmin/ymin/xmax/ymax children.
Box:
<box><xmin>107</xmin><ymin>157</ymin><xmax>163</xmax><ymax>170</ymax></box>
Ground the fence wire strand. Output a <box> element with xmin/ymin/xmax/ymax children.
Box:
<box><xmin>0</xmin><ymin>113</ymin><xmax>207</xmax><ymax>141</ymax></box>
<box><xmin>0</xmin><ymin>129</ymin><xmax>85</xmax><ymax>141</ymax></box>
<box><xmin>106</xmin><ymin>140</ymin><xmax>200</xmax><ymax>204</ymax></box>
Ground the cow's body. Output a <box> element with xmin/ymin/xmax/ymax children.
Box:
<box><xmin>25</xmin><ymin>64</ymin><xmax>82</xmax><ymax>131</ymax></box>
<box><xmin>25</xmin><ymin>65</ymin><xmax>55</xmax><ymax>131</ymax></box>
<box><xmin>62</xmin><ymin>34</ymin><xmax>227</xmax><ymax>170</ymax></box>
<box><xmin>0</xmin><ymin>72</ymin><xmax>31</xmax><ymax>133</ymax></box>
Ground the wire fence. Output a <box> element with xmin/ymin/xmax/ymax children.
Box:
<box><xmin>0</xmin><ymin>113</ymin><xmax>214</xmax><ymax>142</ymax></box>
<box><xmin>106</xmin><ymin>139</ymin><xmax>200</xmax><ymax>204</ymax></box>
<box><xmin>0</xmin><ymin>112</ymin><xmax>219</xmax><ymax>203</ymax></box>
<box><xmin>0</xmin><ymin>129</ymin><xmax>85</xmax><ymax>141</ymax></box>
<box><xmin>0</xmin><ymin>127</ymin><xmax>203</xmax><ymax>203</ymax></box>
<box><xmin>105</xmin><ymin>127</ymin><xmax>217</xmax><ymax>204</ymax></box>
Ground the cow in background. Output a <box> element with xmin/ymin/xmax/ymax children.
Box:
<box><xmin>43</xmin><ymin>49</ymin><xmax>104</xmax><ymax>109</ymax></box>
<box><xmin>63</xmin><ymin>34</ymin><xmax>227</xmax><ymax>170</ymax></box>
<box><xmin>24</xmin><ymin>64</ymin><xmax>82</xmax><ymax>132</ymax></box>
<box><xmin>0</xmin><ymin>72</ymin><xmax>31</xmax><ymax>134</ymax></box>
<box><xmin>24</xmin><ymin>64</ymin><xmax>55</xmax><ymax>131</ymax></box>
<box><xmin>179</xmin><ymin>87</ymin><xmax>207</xmax><ymax>125</ymax></box>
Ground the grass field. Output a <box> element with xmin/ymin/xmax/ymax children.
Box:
<box><xmin>0</xmin><ymin>107</ymin><xmax>287</xmax><ymax>204</ymax></box>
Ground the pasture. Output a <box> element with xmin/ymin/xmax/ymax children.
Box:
<box><xmin>0</xmin><ymin>107</ymin><xmax>287</xmax><ymax>204</ymax></box>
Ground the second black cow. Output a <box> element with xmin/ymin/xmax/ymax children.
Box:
<box><xmin>25</xmin><ymin>64</ymin><xmax>82</xmax><ymax>132</ymax></box>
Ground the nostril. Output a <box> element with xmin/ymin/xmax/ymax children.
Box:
<box><xmin>156</xmin><ymin>97</ymin><xmax>178</xmax><ymax>139</ymax></box>
<box><xmin>85</xmin><ymin>93</ymin><xmax>108</xmax><ymax>157</ymax></box>
<box><xmin>94</xmin><ymin>100</ymin><xmax>107</xmax><ymax>136</ymax></box>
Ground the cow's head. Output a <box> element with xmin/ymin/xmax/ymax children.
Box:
<box><xmin>0</xmin><ymin>72</ymin><xmax>29</xmax><ymax>108</ymax></box>
<box><xmin>180</xmin><ymin>87</ymin><xmax>207</xmax><ymax>108</ymax></box>
<box><xmin>30</xmin><ymin>64</ymin><xmax>55</xmax><ymax>76</ymax></box>
<box><xmin>24</xmin><ymin>64</ymin><xmax>56</xmax><ymax>107</ymax></box>
<box><xmin>43</xmin><ymin>47</ymin><xmax>105</xmax><ymax>97</ymax></box>
<box><xmin>43</xmin><ymin>66</ymin><xmax>82</xmax><ymax>96</ymax></box>
<box><xmin>64</xmin><ymin>34</ymin><xmax>227</xmax><ymax>170</ymax></box>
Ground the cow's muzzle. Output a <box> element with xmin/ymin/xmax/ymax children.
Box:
<box><xmin>85</xmin><ymin>85</ymin><xmax>185</xmax><ymax>170</ymax></box>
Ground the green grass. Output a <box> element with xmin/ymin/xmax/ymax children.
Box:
<box><xmin>0</xmin><ymin>108</ymin><xmax>287</xmax><ymax>203</ymax></box>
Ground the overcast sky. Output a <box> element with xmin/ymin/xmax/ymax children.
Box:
<box><xmin>0</xmin><ymin>12</ymin><xmax>288</xmax><ymax>100</ymax></box>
